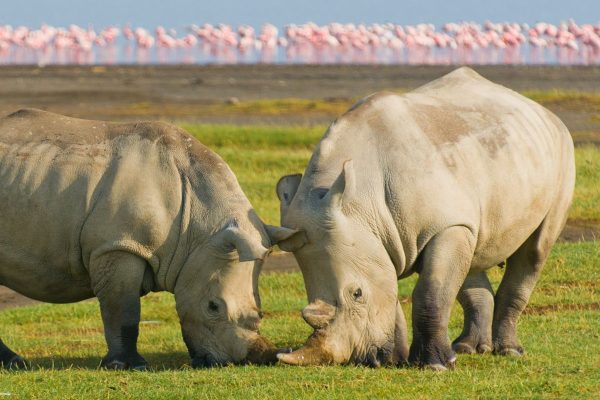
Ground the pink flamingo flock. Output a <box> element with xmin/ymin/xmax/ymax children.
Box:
<box><xmin>0</xmin><ymin>21</ymin><xmax>599</xmax><ymax>65</ymax></box>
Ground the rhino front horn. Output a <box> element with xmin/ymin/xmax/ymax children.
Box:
<box><xmin>276</xmin><ymin>333</ymin><xmax>333</xmax><ymax>366</ymax></box>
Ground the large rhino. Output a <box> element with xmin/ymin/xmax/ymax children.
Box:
<box><xmin>274</xmin><ymin>67</ymin><xmax>575</xmax><ymax>370</ymax></box>
<box><xmin>0</xmin><ymin>109</ymin><xmax>279</xmax><ymax>370</ymax></box>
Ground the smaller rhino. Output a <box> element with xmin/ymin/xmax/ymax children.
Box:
<box><xmin>0</xmin><ymin>109</ymin><xmax>281</xmax><ymax>369</ymax></box>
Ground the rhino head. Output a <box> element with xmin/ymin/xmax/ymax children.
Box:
<box><xmin>173</xmin><ymin>211</ymin><xmax>281</xmax><ymax>368</ymax></box>
<box><xmin>270</xmin><ymin>161</ymin><xmax>409</xmax><ymax>367</ymax></box>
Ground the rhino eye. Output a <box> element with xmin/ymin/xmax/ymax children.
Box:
<box><xmin>208</xmin><ymin>300</ymin><xmax>219</xmax><ymax>313</ymax></box>
<box><xmin>353</xmin><ymin>288</ymin><xmax>363</xmax><ymax>300</ymax></box>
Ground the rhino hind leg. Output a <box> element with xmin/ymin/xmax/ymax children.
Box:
<box><xmin>409</xmin><ymin>226</ymin><xmax>475</xmax><ymax>370</ymax></box>
<box><xmin>92</xmin><ymin>251</ymin><xmax>149</xmax><ymax>370</ymax></box>
<box><xmin>492</xmin><ymin>197</ymin><xmax>569</xmax><ymax>357</ymax></box>
<box><xmin>0</xmin><ymin>339</ymin><xmax>27</xmax><ymax>369</ymax></box>
<box><xmin>452</xmin><ymin>271</ymin><xmax>494</xmax><ymax>354</ymax></box>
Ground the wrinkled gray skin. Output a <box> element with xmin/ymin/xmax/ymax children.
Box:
<box><xmin>0</xmin><ymin>109</ymin><xmax>281</xmax><ymax>370</ymax></box>
<box><xmin>273</xmin><ymin>67</ymin><xmax>575</xmax><ymax>370</ymax></box>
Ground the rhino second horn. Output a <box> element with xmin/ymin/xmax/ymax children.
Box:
<box><xmin>301</xmin><ymin>301</ymin><xmax>335</xmax><ymax>329</ymax></box>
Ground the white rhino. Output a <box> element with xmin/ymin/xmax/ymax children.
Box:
<box><xmin>0</xmin><ymin>109</ymin><xmax>280</xmax><ymax>370</ymax></box>
<box><xmin>273</xmin><ymin>67</ymin><xmax>575</xmax><ymax>370</ymax></box>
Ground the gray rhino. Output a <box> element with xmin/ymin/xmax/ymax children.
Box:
<box><xmin>0</xmin><ymin>109</ymin><xmax>279</xmax><ymax>370</ymax></box>
<box><xmin>273</xmin><ymin>67</ymin><xmax>575</xmax><ymax>370</ymax></box>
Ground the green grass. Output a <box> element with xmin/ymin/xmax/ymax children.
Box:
<box><xmin>522</xmin><ymin>90</ymin><xmax>600</xmax><ymax>112</ymax></box>
<box><xmin>572</xmin><ymin>146</ymin><xmax>600</xmax><ymax>223</ymax></box>
<box><xmin>0</xmin><ymin>242</ymin><xmax>598</xmax><ymax>399</ymax></box>
<box><xmin>1</xmin><ymin>124</ymin><xmax>600</xmax><ymax>398</ymax></box>
<box><xmin>119</xmin><ymin>98</ymin><xmax>356</xmax><ymax>119</ymax></box>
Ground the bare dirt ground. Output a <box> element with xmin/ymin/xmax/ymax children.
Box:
<box><xmin>0</xmin><ymin>64</ymin><xmax>599</xmax><ymax>310</ymax></box>
<box><xmin>0</xmin><ymin>64</ymin><xmax>600</xmax><ymax>129</ymax></box>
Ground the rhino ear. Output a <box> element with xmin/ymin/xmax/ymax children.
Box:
<box><xmin>264</xmin><ymin>224</ymin><xmax>307</xmax><ymax>252</ymax></box>
<box><xmin>223</xmin><ymin>221</ymin><xmax>270</xmax><ymax>262</ymax></box>
<box><xmin>324</xmin><ymin>160</ymin><xmax>355</xmax><ymax>209</ymax></box>
<box><xmin>276</xmin><ymin>174</ymin><xmax>302</xmax><ymax>216</ymax></box>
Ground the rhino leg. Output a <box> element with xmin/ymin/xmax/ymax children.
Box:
<box><xmin>492</xmin><ymin>213</ymin><xmax>562</xmax><ymax>357</ymax></box>
<box><xmin>452</xmin><ymin>271</ymin><xmax>494</xmax><ymax>354</ymax></box>
<box><xmin>91</xmin><ymin>251</ymin><xmax>148</xmax><ymax>370</ymax></box>
<box><xmin>0</xmin><ymin>339</ymin><xmax>27</xmax><ymax>369</ymax></box>
<box><xmin>409</xmin><ymin>226</ymin><xmax>475</xmax><ymax>370</ymax></box>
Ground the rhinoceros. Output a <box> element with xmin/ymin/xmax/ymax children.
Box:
<box><xmin>0</xmin><ymin>108</ymin><xmax>281</xmax><ymax>370</ymax></box>
<box><xmin>273</xmin><ymin>67</ymin><xmax>575</xmax><ymax>370</ymax></box>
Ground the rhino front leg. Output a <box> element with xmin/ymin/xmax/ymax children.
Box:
<box><xmin>91</xmin><ymin>251</ymin><xmax>148</xmax><ymax>370</ymax></box>
<box><xmin>452</xmin><ymin>271</ymin><xmax>494</xmax><ymax>354</ymax></box>
<box><xmin>409</xmin><ymin>226</ymin><xmax>474</xmax><ymax>371</ymax></box>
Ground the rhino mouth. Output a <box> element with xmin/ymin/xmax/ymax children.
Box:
<box><xmin>183</xmin><ymin>333</ymin><xmax>229</xmax><ymax>368</ymax></box>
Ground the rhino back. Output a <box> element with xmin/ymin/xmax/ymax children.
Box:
<box><xmin>297</xmin><ymin>68</ymin><xmax>574</xmax><ymax>271</ymax></box>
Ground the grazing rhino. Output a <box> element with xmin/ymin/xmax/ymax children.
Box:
<box><xmin>273</xmin><ymin>67</ymin><xmax>575</xmax><ymax>370</ymax></box>
<box><xmin>0</xmin><ymin>109</ymin><xmax>279</xmax><ymax>370</ymax></box>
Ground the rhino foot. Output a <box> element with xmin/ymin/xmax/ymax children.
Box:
<box><xmin>494</xmin><ymin>344</ymin><xmax>525</xmax><ymax>357</ymax></box>
<box><xmin>0</xmin><ymin>340</ymin><xmax>28</xmax><ymax>370</ymax></box>
<box><xmin>1</xmin><ymin>355</ymin><xmax>28</xmax><ymax>370</ymax></box>
<box><xmin>452</xmin><ymin>335</ymin><xmax>493</xmax><ymax>354</ymax></box>
<box><xmin>101</xmin><ymin>354</ymin><xmax>148</xmax><ymax>371</ymax></box>
<box><xmin>191</xmin><ymin>353</ymin><xmax>225</xmax><ymax>369</ymax></box>
<box><xmin>424</xmin><ymin>356</ymin><xmax>456</xmax><ymax>372</ymax></box>
<box><xmin>409</xmin><ymin>337</ymin><xmax>457</xmax><ymax>371</ymax></box>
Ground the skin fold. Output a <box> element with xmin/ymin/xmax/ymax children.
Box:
<box><xmin>273</xmin><ymin>67</ymin><xmax>575</xmax><ymax>370</ymax></box>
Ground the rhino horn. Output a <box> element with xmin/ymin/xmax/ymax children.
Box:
<box><xmin>276</xmin><ymin>333</ymin><xmax>334</xmax><ymax>366</ymax></box>
<box><xmin>301</xmin><ymin>300</ymin><xmax>335</xmax><ymax>329</ymax></box>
